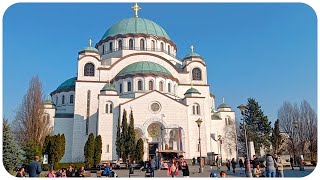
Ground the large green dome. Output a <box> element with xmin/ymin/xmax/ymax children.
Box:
<box><xmin>116</xmin><ymin>61</ymin><xmax>172</xmax><ymax>78</ymax></box>
<box><xmin>101</xmin><ymin>18</ymin><xmax>170</xmax><ymax>40</ymax></box>
<box><xmin>51</xmin><ymin>77</ymin><xmax>77</xmax><ymax>95</ymax></box>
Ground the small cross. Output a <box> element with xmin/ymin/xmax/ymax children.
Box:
<box><xmin>222</xmin><ymin>97</ymin><xmax>225</xmax><ymax>103</ymax></box>
<box><xmin>190</xmin><ymin>45</ymin><xmax>194</xmax><ymax>53</ymax></box>
<box><xmin>131</xmin><ymin>3</ymin><xmax>141</xmax><ymax>18</ymax></box>
<box><xmin>89</xmin><ymin>39</ymin><xmax>93</xmax><ymax>47</ymax></box>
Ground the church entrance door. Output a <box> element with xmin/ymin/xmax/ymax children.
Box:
<box><xmin>148</xmin><ymin>143</ymin><xmax>158</xmax><ymax>159</ymax></box>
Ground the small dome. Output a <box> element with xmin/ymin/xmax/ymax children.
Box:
<box><xmin>116</xmin><ymin>61</ymin><xmax>172</xmax><ymax>78</ymax></box>
<box><xmin>184</xmin><ymin>87</ymin><xmax>201</xmax><ymax>95</ymax></box>
<box><xmin>217</xmin><ymin>103</ymin><xmax>231</xmax><ymax>109</ymax></box>
<box><xmin>183</xmin><ymin>51</ymin><xmax>201</xmax><ymax>59</ymax></box>
<box><xmin>101</xmin><ymin>18</ymin><xmax>170</xmax><ymax>40</ymax></box>
<box><xmin>43</xmin><ymin>95</ymin><xmax>53</xmax><ymax>104</ymax></box>
<box><xmin>51</xmin><ymin>77</ymin><xmax>77</xmax><ymax>95</ymax></box>
<box><xmin>101</xmin><ymin>83</ymin><xmax>117</xmax><ymax>92</ymax></box>
<box><xmin>82</xmin><ymin>46</ymin><xmax>99</xmax><ymax>53</ymax></box>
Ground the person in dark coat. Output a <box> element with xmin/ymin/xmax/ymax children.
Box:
<box><xmin>239</xmin><ymin>158</ymin><xmax>244</xmax><ymax>174</ymax></box>
<box><xmin>252</xmin><ymin>155</ymin><xmax>260</xmax><ymax>176</ymax></box>
<box><xmin>290</xmin><ymin>156</ymin><xmax>294</xmax><ymax>170</ymax></box>
<box><xmin>179</xmin><ymin>156</ymin><xmax>190</xmax><ymax>177</ymax></box>
<box><xmin>28</xmin><ymin>156</ymin><xmax>42</xmax><ymax>177</ymax></box>
<box><xmin>231</xmin><ymin>158</ymin><xmax>237</xmax><ymax>173</ymax></box>
<box><xmin>66</xmin><ymin>164</ymin><xmax>76</xmax><ymax>177</ymax></box>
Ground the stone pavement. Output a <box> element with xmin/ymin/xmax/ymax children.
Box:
<box><xmin>91</xmin><ymin>165</ymin><xmax>315</xmax><ymax>178</ymax></box>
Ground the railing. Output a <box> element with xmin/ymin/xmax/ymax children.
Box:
<box><xmin>103</xmin><ymin>46</ymin><xmax>178</xmax><ymax>59</ymax></box>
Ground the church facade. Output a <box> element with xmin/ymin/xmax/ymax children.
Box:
<box><xmin>44</xmin><ymin>4</ymin><xmax>237</xmax><ymax>163</ymax></box>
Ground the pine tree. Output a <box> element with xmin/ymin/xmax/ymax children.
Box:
<box><xmin>3</xmin><ymin>119</ymin><xmax>23</xmax><ymax>173</ymax></box>
<box><xmin>135</xmin><ymin>138</ymin><xmax>144</xmax><ymax>164</ymax></box>
<box><xmin>238</xmin><ymin>98</ymin><xmax>272</xmax><ymax>155</ymax></box>
<box><xmin>127</xmin><ymin>109</ymin><xmax>136</xmax><ymax>161</ymax></box>
<box><xmin>115</xmin><ymin>116</ymin><xmax>122</xmax><ymax>159</ymax></box>
<box><xmin>94</xmin><ymin>135</ymin><xmax>102</xmax><ymax>166</ymax></box>
<box><xmin>42</xmin><ymin>134</ymin><xmax>66</xmax><ymax>166</ymax></box>
<box><xmin>84</xmin><ymin>133</ymin><xmax>95</xmax><ymax>167</ymax></box>
<box><xmin>271</xmin><ymin>119</ymin><xmax>284</xmax><ymax>155</ymax></box>
<box><xmin>121</xmin><ymin>109</ymin><xmax>128</xmax><ymax>161</ymax></box>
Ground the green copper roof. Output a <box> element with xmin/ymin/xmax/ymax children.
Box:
<box><xmin>184</xmin><ymin>87</ymin><xmax>201</xmax><ymax>95</ymax></box>
<box><xmin>55</xmin><ymin>77</ymin><xmax>77</xmax><ymax>92</ymax></box>
<box><xmin>183</xmin><ymin>51</ymin><xmax>201</xmax><ymax>59</ymax></box>
<box><xmin>82</xmin><ymin>46</ymin><xmax>99</xmax><ymax>52</ymax></box>
<box><xmin>101</xmin><ymin>18</ymin><xmax>170</xmax><ymax>40</ymax></box>
<box><xmin>116</xmin><ymin>62</ymin><xmax>172</xmax><ymax>77</ymax></box>
<box><xmin>101</xmin><ymin>83</ymin><xmax>117</xmax><ymax>92</ymax></box>
<box><xmin>218</xmin><ymin>103</ymin><xmax>231</xmax><ymax>109</ymax></box>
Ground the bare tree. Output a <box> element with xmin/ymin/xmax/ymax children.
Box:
<box><xmin>300</xmin><ymin>100</ymin><xmax>317</xmax><ymax>162</ymax></box>
<box><xmin>277</xmin><ymin>102</ymin><xmax>299</xmax><ymax>164</ymax></box>
<box><xmin>224</xmin><ymin>120</ymin><xmax>237</xmax><ymax>159</ymax></box>
<box><xmin>12</xmin><ymin>75</ymin><xmax>51</xmax><ymax>146</ymax></box>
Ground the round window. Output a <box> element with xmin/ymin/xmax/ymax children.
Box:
<box><xmin>150</xmin><ymin>102</ymin><xmax>161</xmax><ymax>113</ymax></box>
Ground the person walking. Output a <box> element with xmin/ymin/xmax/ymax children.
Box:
<box><xmin>216</xmin><ymin>156</ymin><xmax>221</xmax><ymax>170</ymax></box>
<box><xmin>226</xmin><ymin>159</ymin><xmax>231</xmax><ymax>171</ymax></box>
<box><xmin>239</xmin><ymin>159</ymin><xmax>244</xmax><ymax>174</ymax></box>
<box><xmin>150</xmin><ymin>157</ymin><xmax>156</xmax><ymax>177</ymax></box>
<box><xmin>231</xmin><ymin>158</ymin><xmax>237</xmax><ymax>174</ymax></box>
<box><xmin>265</xmin><ymin>154</ymin><xmax>277</xmax><ymax>177</ymax></box>
<box><xmin>28</xmin><ymin>156</ymin><xmax>42</xmax><ymax>177</ymax></box>
<box><xmin>290</xmin><ymin>156</ymin><xmax>294</xmax><ymax>170</ymax></box>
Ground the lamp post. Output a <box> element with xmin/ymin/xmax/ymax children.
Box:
<box><xmin>237</xmin><ymin>104</ymin><xmax>252</xmax><ymax>177</ymax></box>
<box><xmin>291</xmin><ymin>120</ymin><xmax>298</xmax><ymax>167</ymax></box>
<box><xmin>195</xmin><ymin>118</ymin><xmax>203</xmax><ymax>173</ymax></box>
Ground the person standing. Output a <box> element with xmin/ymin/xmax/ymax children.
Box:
<box><xmin>231</xmin><ymin>158</ymin><xmax>237</xmax><ymax>174</ymax></box>
<box><xmin>167</xmin><ymin>158</ymin><xmax>179</xmax><ymax>178</ymax></box>
<box><xmin>265</xmin><ymin>154</ymin><xmax>277</xmax><ymax>177</ymax></box>
<box><xmin>150</xmin><ymin>157</ymin><xmax>156</xmax><ymax>177</ymax></box>
<box><xmin>239</xmin><ymin>159</ymin><xmax>244</xmax><ymax>174</ymax></box>
<box><xmin>226</xmin><ymin>159</ymin><xmax>230</xmax><ymax>171</ymax></box>
<box><xmin>252</xmin><ymin>155</ymin><xmax>260</xmax><ymax>177</ymax></box>
<box><xmin>179</xmin><ymin>156</ymin><xmax>190</xmax><ymax>177</ymax></box>
<box><xmin>290</xmin><ymin>156</ymin><xmax>294</xmax><ymax>170</ymax></box>
<box><xmin>28</xmin><ymin>156</ymin><xmax>42</xmax><ymax>177</ymax></box>
<box><xmin>276</xmin><ymin>157</ymin><xmax>284</xmax><ymax>177</ymax></box>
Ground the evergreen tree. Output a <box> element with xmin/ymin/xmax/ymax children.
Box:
<box><xmin>115</xmin><ymin>116</ymin><xmax>122</xmax><ymax>159</ymax></box>
<box><xmin>84</xmin><ymin>133</ymin><xmax>95</xmax><ymax>167</ymax></box>
<box><xmin>42</xmin><ymin>134</ymin><xmax>66</xmax><ymax>166</ymax></box>
<box><xmin>127</xmin><ymin>109</ymin><xmax>136</xmax><ymax>161</ymax></box>
<box><xmin>23</xmin><ymin>141</ymin><xmax>42</xmax><ymax>163</ymax></box>
<box><xmin>271</xmin><ymin>119</ymin><xmax>284</xmax><ymax>154</ymax></box>
<box><xmin>94</xmin><ymin>135</ymin><xmax>102</xmax><ymax>165</ymax></box>
<box><xmin>3</xmin><ymin>119</ymin><xmax>23</xmax><ymax>173</ymax></box>
<box><xmin>238</xmin><ymin>98</ymin><xmax>272</xmax><ymax>155</ymax></box>
<box><xmin>135</xmin><ymin>138</ymin><xmax>144</xmax><ymax>163</ymax></box>
<box><xmin>121</xmin><ymin>109</ymin><xmax>129</xmax><ymax>161</ymax></box>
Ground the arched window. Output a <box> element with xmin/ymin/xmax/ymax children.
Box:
<box><xmin>192</xmin><ymin>68</ymin><xmax>202</xmax><ymax>80</ymax></box>
<box><xmin>118</xmin><ymin>40</ymin><xmax>122</xmax><ymax>50</ymax></box>
<box><xmin>105</xmin><ymin>102</ymin><xmax>113</xmax><ymax>113</ymax></box>
<box><xmin>138</xmin><ymin>80</ymin><xmax>143</xmax><ymax>91</ymax></box>
<box><xmin>127</xmin><ymin>82</ymin><xmax>132</xmax><ymax>92</ymax></box>
<box><xmin>56</xmin><ymin>96</ymin><xmax>58</xmax><ymax>105</ymax></box>
<box><xmin>140</xmin><ymin>39</ymin><xmax>145</xmax><ymax>50</ymax></box>
<box><xmin>84</xmin><ymin>63</ymin><xmax>95</xmax><ymax>76</ymax></box>
<box><xmin>160</xmin><ymin>42</ymin><xmax>164</xmax><ymax>51</ymax></box>
<box><xmin>102</xmin><ymin>45</ymin><xmax>105</xmax><ymax>55</ymax></box>
<box><xmin>119</xmin><ymin>83</ymin><xmax>123</xmax><ymax>93</ymax></box>
<box><xmin>86</xmin><ymin>90</ymin><xmax>91</xmax><ymax>135</ymax></box>
<box><xmin>168</xmin><ymin>45</ymin><xmax>170</xmax><ymax>54</ymax></box>
<box><xmin>159</xmin><ymin>81</ymin><xmax>163</xmax><ymax>91</ymax></box>
<box><xmin>109</xmin><ymin>42</ymin><xmax>113</xmax><ymax>52</ymax></box>
<box><xmin>151</xmin><ymin>40</ymin><xmax>155</xmax><ymax>51</ymax></box>
<box><xmin>149</xmin><ymin>80</ymin><xmax>154</xmax><ymax>90</ymax></box>
<box><xmin>43</xmin><ymin>114</ymin><xmax>50</xmax><ymax>122</ymax></box>
<box><xmin>193</xmin><ymin>103</ymin><xmax>200</xmax><ymax>115</ymax></box>
<box><xmin>129</xmin><ymin>39</ymin><xmax>134</xmax><ymax>50</ymax></box>
<box><xmin>225</xmin><ymin>116</ymin><xmax>231</xmax><ymax>125</ymax></box>
<box><xmin>62</xmin><ymin>95</ymin><xmax>65</xmax><ymax>104</ymax></box>
<box><xmin>70</xmin><ymin>95</ymin><xmax>74</xmax><ymax>104</ymax></box>
<box><xmin>168</xmin><ymin>83</ymin><xmax>171</xmax><ymax>93</ymax></box>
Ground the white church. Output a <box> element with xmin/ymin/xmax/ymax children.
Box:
<box><xmin>43</xmin><ymin>4</ymin><xmax>237</xmax><ymax>163</ymax></box>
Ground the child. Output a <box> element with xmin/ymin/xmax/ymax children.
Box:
<box><xmin>254</xmin><ymin>164</ymin><xmax>262</xmax><ymax>177</ymax></box>
<box><xmin>220</xmin><ymin>171</ymin><xmax>227</xmax><ymax>177</ymax></box>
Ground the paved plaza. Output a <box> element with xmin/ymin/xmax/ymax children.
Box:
<box><xmin>90</xmin><ymin>165</ymin><xmax>315</xmax><ymax>178</ymax></box>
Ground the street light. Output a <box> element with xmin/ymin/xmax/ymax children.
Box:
<box><xmin>237</xmin><ymin>104</ymin><xmax>252</xmax><ymax>177</ymax></box>
<box><xmin>291</xmin><ymin>120</ymin><xmax>298</xmax><ymax>167</ymax></box>
<box><xmin>195</xmin><ymin>118</ymin><xmax>203</xmax><ymax>173</ymax></box>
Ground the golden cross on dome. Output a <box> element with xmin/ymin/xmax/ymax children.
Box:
<box><xmin>89</xmin><ymin>39</ymin><xmax>93</xmax><ymax>47</ymax></box>
<box><xmin>132</xmin><ymin>3</ymin><xmax>141</xmax><ymax>18</ymax></box>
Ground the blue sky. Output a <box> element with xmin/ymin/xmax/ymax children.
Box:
<box><xmin>3</xmin><ymin>3</ymin><xmax>317</xmax><ymax>122</ymax></box>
